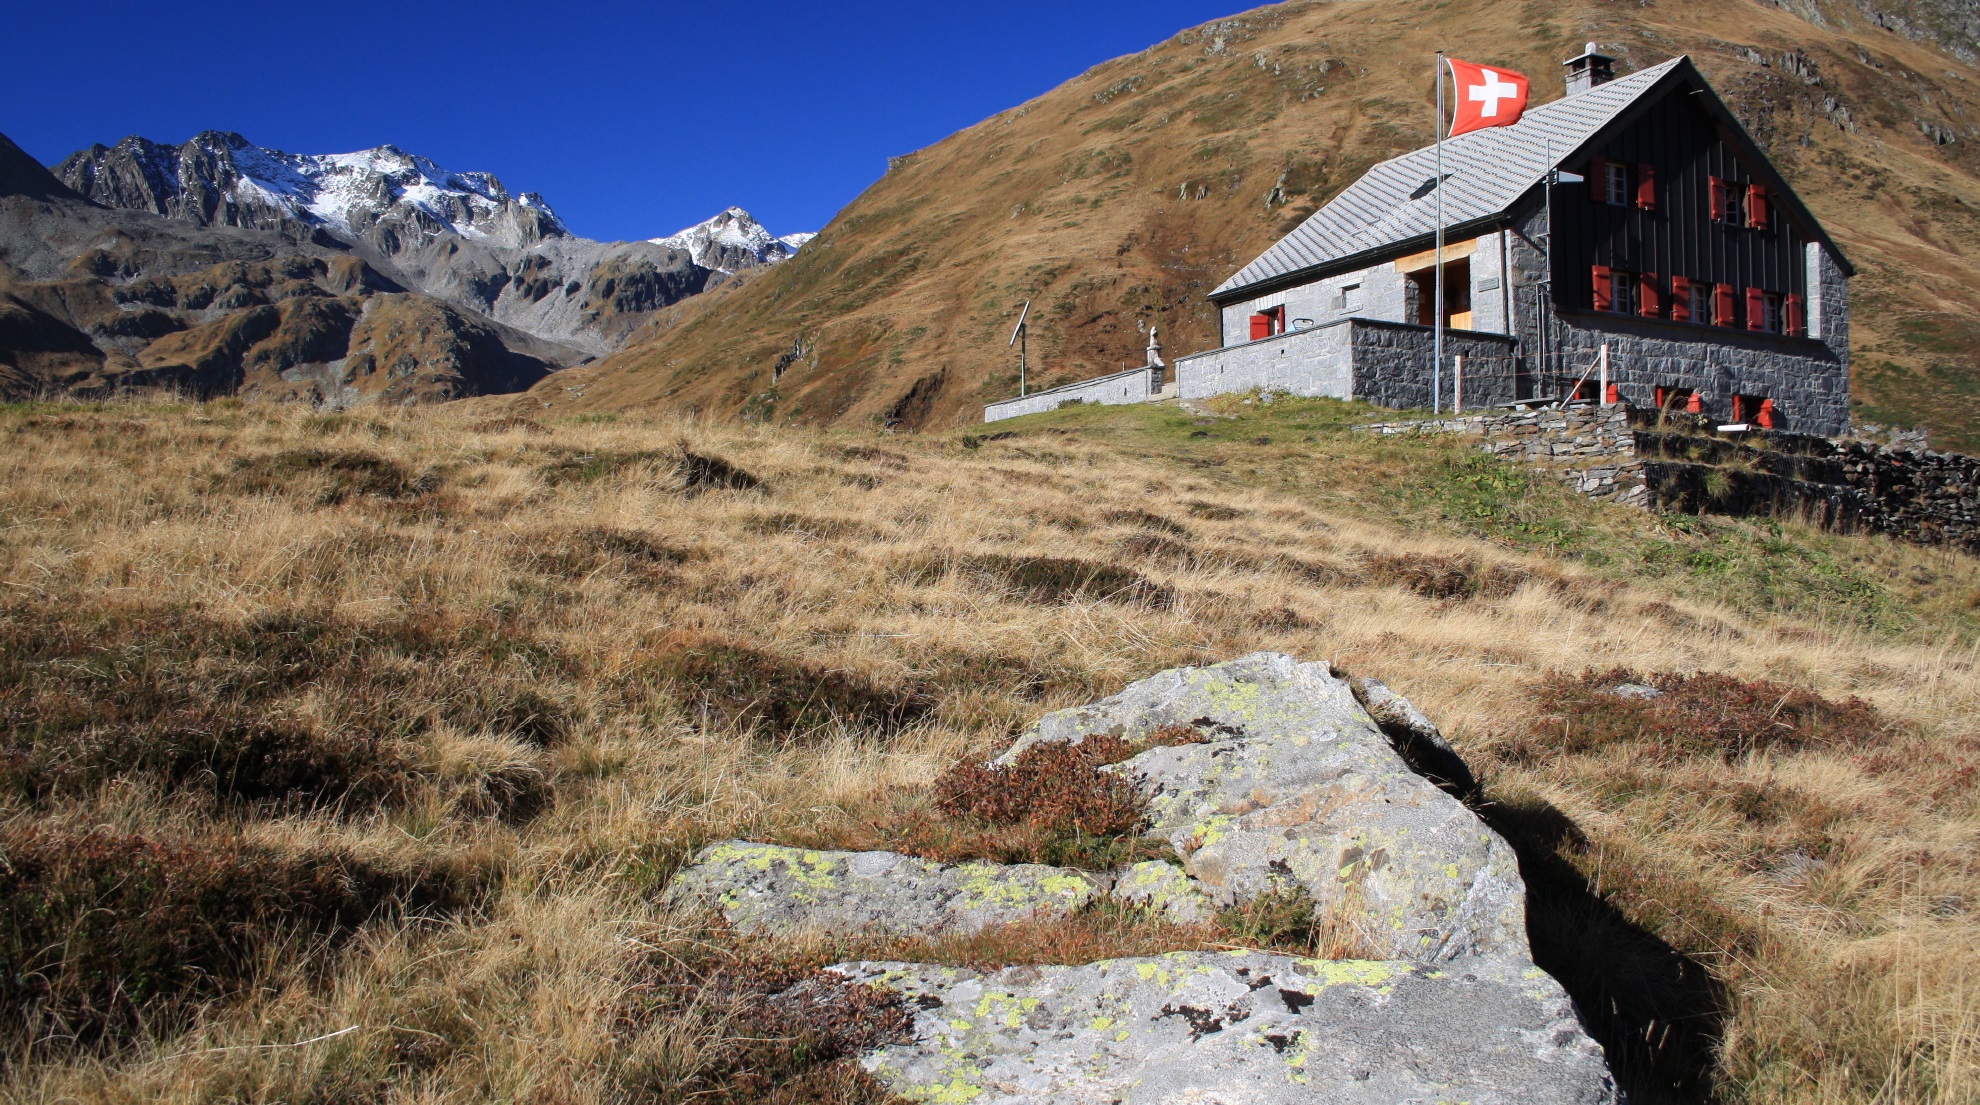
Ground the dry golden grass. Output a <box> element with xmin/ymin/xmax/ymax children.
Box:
<box><xmin>0</xmin><ymin>396</ymin><xmax>1975</xmax><ymax>1103</ymax></box>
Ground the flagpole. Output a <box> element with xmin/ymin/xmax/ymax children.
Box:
<box><xmin>1433</xmin><ymin>51</ymin><xmax>1446</xmax><ymax>416</ymax></box>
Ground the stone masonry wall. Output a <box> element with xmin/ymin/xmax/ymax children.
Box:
<box><xmin>1176</xmin><ymin>320</ymin><xmax>1355</xmax><ymax>400</ymax></box>
<box><xmin>1176</xmin><ymin>319</ymin><xmax>1517</xmax><ymax>407</ymax></box>
<box><xmin>1348</xmin><ymin>322</ymin><xmax>1521</xmax><ymax>410</ymax></box>
<box><xmin>1360</xmin><ymin>403</ymin><xmax>1648</xmax><ymax>506</ymax></box>
<box><xmin>984</xmin><ymin>367</ymin><xmax>1155</xmax><ymax>423</ymax></box>
<box><xmin>1363</xmin><ymin>402</ymin><xmax>1980</xmax><ymax>552</ymax></box>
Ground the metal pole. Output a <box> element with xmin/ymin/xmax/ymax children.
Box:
<box><xmin>1433</xmin><ymin>52</ymin><xmax>1446</xmax><ymax>416</ymax></box>
<box><xmin>1019</xmin><ymin>325</ymin><xmax>1027</xmax><ymax>397</ymax></box>
<box><xmin>1454</xmin><ymin>354</ymin><xmax>1464</xmax><ymax>413</ymax></box>
<box><xmin>1598</xmin><ymin>343</ymin><xmax>1610</xmax><ymax>405</ymax></box>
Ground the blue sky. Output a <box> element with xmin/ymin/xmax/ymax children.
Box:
<box><xmin>6</xmin><ymin>1</ymin><xmax>1249</xmax><ymax>242</ymax></box>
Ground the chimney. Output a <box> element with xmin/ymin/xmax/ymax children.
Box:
<box><xmin>1563</xmin><ymin>43</ymin><xmax>1616</xmax><ymax>96</ymax></box>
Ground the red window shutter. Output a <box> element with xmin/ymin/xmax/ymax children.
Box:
<box><xmin>1709</xmin><ymin>176</ymin><xmax>1726</xmax><ymax>221</ymax></box>
<box><xmin>1636</xmin><ymin>164</ymin><xmax>1657</xmax><ymax>210</ymax></box>
<box><xmin>1249</xmin><ymin>313</ymin><xmax>1271</xmax><ymax>340</ymax></box>
<box><xmin>1685</xmin><ymin>392</ymin><xmax>1703</xmax><ymax>414</ymax></box>
<box><xmin>1745</xmin><ymin>287</ymin><xmax>1766</xmax><ymax>330</ymax></box>
<box><xmin>1591</xmin><ymin>265</ymin><xmax>1613</xmax><ymax>311</ymax></box>
<box><xmin>1638</xmin><ymin>272</ymin><xmax>1660</xmax><ymax>317</ymax></box>
<box><xmin>1670</xmin><ymin>276</ymin><xmax>1693</xmax><ymax>321</ymax></box>
<box><xmin>1746</xmin><ymin>184</ymin><xmax>1769</xmax><ymax>229</ymax></box>
<box><xmin>1757</xmin><ymin>398</ymin><xmax>1776</xmax><ymax>429</ymax></box>
<box><xmin>1785</xmin><ymin>293</ymin><xmax>1804</xmax><ymax>336</ymax></box>
<box><xmin>1589</xmin><ymin>157</ymin><xmax>1608</xmax><ymax>202</ymax></box>
<box><xmin>1714</xmin><ymin>283</ymin><xmax>1735</xmax><ymax>326</ymax></box>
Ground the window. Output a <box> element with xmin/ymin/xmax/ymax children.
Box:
<box><xmin>1733</xmin><ymin>394</ymin><xmax>1776</xmax><ymax>428</ymax></box>
<box><xmin>1612</xmin><ymin>271</ymin><xmax>1638</xmax><ymax>315</ymax></box>
<box><xmin>1747</xmin><ymin>290</ymin><xmax>1784</xmax><ymax>334</ymax></box>
<box><xmin>1655</xmin><ymin>386</ymin><xmax>1701</xmax><ymax>414</ymax></box>
<box><xmin>1711</xmin><ymin>176</ymin><xmax>1745</xmax><ymax>226</ymax></box>
<box><xmin>1689</xmin><ymin>282</ymin><xmax>1713</xmax><ymax>325</ymax></box>
<box><xmin>1339</xmin><ymin>283</ymin><xmax>1362</xmax><ymax>312</ymax></box>
<box><xmin>1248</xmin><ymin>306</ymin><xmax>1284</xmax><ymax>340</ymax></box>
<box><xmin>1605</xmin><ymin>162</ymin><xmax>1630</xmax><ymax>206</ymax></box>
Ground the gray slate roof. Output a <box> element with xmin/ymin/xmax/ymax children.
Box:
<box><xmin>1214</xmin><ymin>57</ymin><xmax>1687</xmax><ymax>299</ymax></box>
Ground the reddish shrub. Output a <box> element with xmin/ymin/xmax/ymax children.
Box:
<box><xmin>932</xmin><ymin>736</ymin><xmax>1146</xmax><ymax>838</ymax></box>
<box><xmin>1527</xmin><ymin>669</ymin><xmax>1890</xmax><ymax>761</ymax></box>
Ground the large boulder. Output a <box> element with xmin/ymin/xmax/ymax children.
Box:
<box><xmin>1006</xmin><ymin>653</ymin><xmax>1526</xmax><ymax>963</ymax></box>
<box><xmin>831</xmin><ymin>949</ymin><xmax>1618</xmax><ymax>1105</ymax></box>
<box><xmin>664</xmin><ymin>841</ymin><xmax>1104</xmax><ymax>935</ymax></box>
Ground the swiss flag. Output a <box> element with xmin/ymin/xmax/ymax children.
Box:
<box><xmin>1447</xmin><ymin>58</ymin><xmax>1530</xmax><ymax>137</ymax></box>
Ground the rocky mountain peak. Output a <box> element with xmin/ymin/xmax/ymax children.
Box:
<box><xmin>652</xmin><ymin>205</ymin><xmax>812</xmax><ymax>274</ymax></box>
<box><xmin>55</xmin><ymin>133</ymin><xmax>571</xmax><ymax>251</ymax></box>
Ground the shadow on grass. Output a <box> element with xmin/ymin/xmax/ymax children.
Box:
<box><xmin>1481</xmin><ymin>797</ymin><xmax>1726</xmax><ymax>1105</ymax></box>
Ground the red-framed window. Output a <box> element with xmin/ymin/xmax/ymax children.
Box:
<box><xmin>1248</xmin><ymin>306</ymin><xmax>1284</xmax><ymax>341</ymax></box>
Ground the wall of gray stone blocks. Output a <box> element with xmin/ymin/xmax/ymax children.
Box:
<box><xmin>983</xmin><ymin>367</ymin><xmax>1155</xmax><ymax>423</ymax></box>
<box><xmin>1807</xmin><ymin>241</ymin><xmax>1849</xmax><ymax>364</ymax></box>
<box><xmin>1348</xmin><ymin>322</ymin><xmax>1520</xmax><ymax>410</ymax></box>
<box><xmin>1177</xmin><ymin>321</ymin><xmax>1355</xmax><ymax>400</ymax></box>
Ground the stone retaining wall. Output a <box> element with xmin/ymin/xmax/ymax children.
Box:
<box><xmin>1359</xmin><ymin>403</ymin><xmax>1648</xmax><ymax>506</ymax></box>
<box><xmin>983</xmin><ymin>367</ymin><xmax>1155</xmax><ymax>423</ymax></box>
<box><xmin>1360</xmin><ymin>403</ymin><xmax>1980</xmax><ymax>552</ymax></box>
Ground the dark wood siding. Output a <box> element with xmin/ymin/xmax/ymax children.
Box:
<box><xmin>1549</xmin><ymin>87</ymin><xmax>1810</xmax><ymax>326</ymax></box>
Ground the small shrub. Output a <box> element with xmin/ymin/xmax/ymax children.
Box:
<box><xmin>923</xmin><ymin>554</ymin><xmax>1175</xmax><ymax>608</ymax></box>
<box><xmin>1526</xmin><ymin>669</ymin><xmax>1890</xmax><ymax>761</ymax></box>
<box><xmin>744</xmin><ymin>513</ymin><xmax>884</xmax><ymax>541</ymax></box>
<box><xmin>220</xmin><ymin>448</ymin><xmax>437</xmax><ymax>505</ymax></box>
<box><xmin>933</xmin><ymin>736</ymin><xmax>1146</xmax><ymax>837</ymax></box>
<box><xmin>527</xmin><ymin>526</ymin><xmax>690</xmax><ymax>582</ymax></box>
<box><xmin>675</xmin><ymin>444</ymin><xmax>764</xmax><ymax>496</ymax></box>
<box><xmin>536</xmin><ymin>448</ymin><xmax>670</xmax><ymax>486</ymax></box>
<box><xmin>0</xmin><ymin>827</ymin><xmax>479</xmax><ymax>1046</ymax></box>
<box><xmin>1362</xmin><ymin>552</ymin><xmax>1527</xmax><ymax>599</ymax></box>
<box><xmin>1102</xmin><ymin>509</ymin><xmax>1190</xmax><ymax>537</ymax></box>
<box><xmin>466</xmin><ymin>416</ymin><xmax>550</xmax><ymax>435</ymax></box>
<box><xmin>647</xmin><ymin>636</ymin><xmax>929</xmax><ymax>740</ymax></box>
<box><xmin>617</xmin><ymin>947</ymin><xmax>911</xmax><ymax>1105</ymax></box>
<box><xmin>1115</xmin><ymin>532</ymin><xmax>1194</xmax><ymax>564</ymax></box>
<box><xmin>1185</xmin><ymin>501</ymin><xmax>1245</xmax><ymax>521</ymax></box>
<box><xmin>834</xmin><ymin>445</ymin><xmax>909</xmax><ymax>469</ymax></box>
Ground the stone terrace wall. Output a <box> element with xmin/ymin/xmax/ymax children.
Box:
<box><xmin>1360</xmin><ymin>403</ymin><xmax>1648</xmax><ymax>506</ymax></box>
<box><xmin>1637</xmin><ymin>418</ymin><xmax>1980</xmax><ymax>552</ymax></box>
<box><xmin>1362</xmin><ymin>403</ymin><xmax>1980</xmax><ymax>552</ymax></box>
<box><xmin>984</xmin><ymin>367</ymin><xmax>1155</xmax><ymax>423</ymax></box>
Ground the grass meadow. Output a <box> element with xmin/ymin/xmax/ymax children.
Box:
<box><xmin>0</xmin><ymin>395</ymin><xmax>1975</xmax><ymax>1104</ymax></box>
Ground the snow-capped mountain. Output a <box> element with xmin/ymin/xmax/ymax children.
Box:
<box><xmin>57</xmin><ymin>132</ymin><xmax>567</xmax><ymax>250</ymax></box>
<box><xmin>653</xmin><ymin>206</ymin><xmax>813</xmax><ymax>275</ymax></box>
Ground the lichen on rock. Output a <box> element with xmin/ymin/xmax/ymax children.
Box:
<box><xmin>663</xmin><ymin>842</ymin><xmax>1106</xmax><ymax>935</ymax></box>
<box><xmin>827</xmin><ymin>950</ymin><xmax>1618</xmax><ymax>1104</ymax></box>
<box><xmin>1011</xmin><ymin>652</ymin><xmax>1527</xmax><ymax>962</ymax></box>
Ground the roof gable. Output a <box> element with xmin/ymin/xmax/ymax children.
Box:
<box><xmin>1212</xmin><ymin>56</ymin><xmax>1847</xmax><ymax>301</ymax></box>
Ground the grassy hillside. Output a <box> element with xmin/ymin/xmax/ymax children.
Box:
<box><xmin>533</xmin><ymin>0</ymin><xmax>1980</xmax><ymax>450</ymax></box>
<box><xmin>0</xmin><ymin>396</ymin><xmax>1975</xmax><ymax>1103</ymax></box>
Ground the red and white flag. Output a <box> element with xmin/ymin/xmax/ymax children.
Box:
<box><xmin>1446</xmin><ymin>58</ymin><xmax>1530</xmax><ymax>137</ymax></box>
